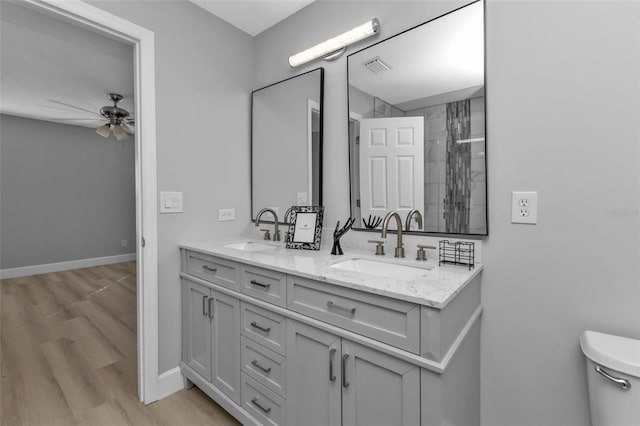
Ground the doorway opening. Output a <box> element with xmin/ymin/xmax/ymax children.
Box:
<box><xmin>14</xmin><ymin>0</ymin><xmax>159</xmax><ymax>403</ymax></box>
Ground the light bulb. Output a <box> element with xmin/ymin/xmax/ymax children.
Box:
<box><xmin>96</xmin><ymin>123</ymin><xmax>111</xmax><ymax>137</ymax></box>
<box><xmin>113</xmin><ymin>124</ymin><xmax>128</xmax><ymax>140</ymax></box>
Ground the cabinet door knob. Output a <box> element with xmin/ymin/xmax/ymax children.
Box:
<box><xmin>251</xmin><ymin>359</ymin><xmax>272</xmax><ymax>374</ymax></box>
<box><xmin>329</xmin><ymin>348</ymin><xmax>336</xmax><ymax>382</ymax></box>
<box><xmin>327</xmin><ymin>301</ymin><xmax>356</xmax><ymax>315</ymax></box>
<box><xmin>342</xmin><ymin>354</ymin><xmax>350</xmax><ymax>388</ymax></box>
<box><xmin>202</xmin><ymin>295</ymin><xmax>209</xmax><ymax>316</ymax></box>
<box><xmin>250</xmin><ymin>321</ymin><xmax>271</xmax><ymax>333</ymax></box>
<box><xmin>250</xmin><ymin>280</ymin><xmax>271</xmax><ymax>290</ymax></box>
<box><xmin>251</xmin><ymin>397</ymin><xmax>272</xmax><ymax>414</ymax></box>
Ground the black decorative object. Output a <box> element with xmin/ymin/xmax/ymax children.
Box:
<box><xmin>362</xmin><ymin>215</ymin><xmax>383</xmax><ymax>229</ymax></box>
<box><xmin>438</xmin><ymin>240</ymin><xmax>474</xmax><ymax>270</ymax></box>
<box><xmin>286</xmin><ymin>206</ymin><xmax>324</xmax><ymax>250</ymax></box>
<box><xmin>331</xmin><ymin>218</ymin><xmax>355</xmax><ymax>255</ymax></box>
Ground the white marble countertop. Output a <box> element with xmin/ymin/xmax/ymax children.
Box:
<box><xmin>179</xmin><ymin>236</ymin><xmax>482</xmax><ymax>309</ymax></box>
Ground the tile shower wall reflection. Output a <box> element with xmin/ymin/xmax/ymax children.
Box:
<box><xmin>374</xmin><ymin>96</ymin><xmax>486</xmax><ymax>234</ymax></box>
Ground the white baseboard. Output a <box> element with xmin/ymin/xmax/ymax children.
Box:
<box><xmin>0</xmin><ymin>253</ymin><xmax>137</xmax><ymax>279</ymax></box>
<box><xmin>157</xmin><ymin>366</ymin><xmax>184</xmax><ymax>400</ymax></box>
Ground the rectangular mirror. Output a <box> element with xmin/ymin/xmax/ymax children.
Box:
<box><xmin>347</xmin><ymin>1</ymin><xmax>487</xmax><ymax>235</ymax></box>
<box><xmin>252</xmin><ymin>68</ymin><xmax>324</xmax><ymax>223</ymax></box>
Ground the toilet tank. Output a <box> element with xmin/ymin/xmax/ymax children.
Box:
<box><xmin>580</xmin><ymin>331</ymin><xmax>640</xmax><ymax>426</ymax></box>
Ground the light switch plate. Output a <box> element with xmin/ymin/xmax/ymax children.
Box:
<box><xmin>511</xmin><ymin>191</ymin><xmax>537</xmax><ymax>224</ymax></box>
<box><xmin>160</xmin><ymin>191</ymin><xmax>183</xmax><ymax>213</ymax></box>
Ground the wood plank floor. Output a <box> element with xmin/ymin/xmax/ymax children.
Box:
<box><xmin>1</xmin><ymin>262</ymin><xmax>239</xmax><ymax>426</ymax></box>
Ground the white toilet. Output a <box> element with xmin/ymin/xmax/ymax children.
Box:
<box><xmin>580</xmin><ymin>330</ymin><xmax>640</xmax><ymax>426</ymax></box>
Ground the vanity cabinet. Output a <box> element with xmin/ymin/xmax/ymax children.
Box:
<box><xmin>179</xmin><ymin>247</ymin><xmax>482</xmax><ymax>426</ymax></box>
<box><xmin>181</xmin><ymin>278</ymin><xmax>241</xmax><ymax>404</ymax></box>
<box><xmin>286</xmin><ymin>320</ymin><xmax>420</xmax><ymax>426</ymax></box>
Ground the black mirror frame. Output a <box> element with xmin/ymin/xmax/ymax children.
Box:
<box><xmin>250</xmin><ymin>68</ymin><xmax>325</xmax><ymax>224</ymax></box>
<box><xmin>345</xmin><ymin>0</ymin><xmax>488</xmax><ymax>237</ymax></box>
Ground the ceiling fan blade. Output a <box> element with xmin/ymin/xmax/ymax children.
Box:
<box><xmin>48</xmin><ymin>99</ymin><xmax>103</xmax><ymax>117</ymax></box>
<box><xmin>41</xmin><ymin>104</ymin><xmax>103</xmax><ymax>117</ymax></box>
<box><xmin>49</xmin><ymin>117</ymin><xmax>104</xmax><ymax>121</ymax></box>
<box><xmin>121</xmin><ymin>122</ymin><xmax>135</xmax><ymax>134</ymax></box>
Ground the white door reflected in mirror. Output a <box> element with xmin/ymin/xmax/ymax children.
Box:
<box><xmin>359</xmin><ymin>117</ymin><xmax>424</xmax><ymax>231</ymax></box>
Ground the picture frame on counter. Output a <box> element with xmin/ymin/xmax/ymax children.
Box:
<box><xmin>286</xmin><ymin>205</ymin><xmax>324</xmax><ymax>250</ymax></box>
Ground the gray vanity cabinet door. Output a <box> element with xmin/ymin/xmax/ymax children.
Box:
<box><xmin>210</xmin><ymin>288</ymin><xmax>241</xmax><ymax>404</ymax></box>
<box><xmin>341</xmin><ymin>340</ymin><xmax>420</xmax><ymax>426</ymax></box>
<box><xmin>183</xmin><ymin>279</ymin><xmax>212</xmax><ymax>381</ymax></box>
<box><xmin>286</xmin><ymin>321</ymin><xmax>342</xmax><ymax>426</ymax></box>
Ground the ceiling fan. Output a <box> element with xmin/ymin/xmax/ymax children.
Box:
<box><xmin>46</xmin><ymin>93</ymin><xmax>135</xmax><ymax>140</ymax></box>
<box><xmin>95</xmin><ymin>93</ymin><xmax>134</xmax><ymax>140</ymax></box>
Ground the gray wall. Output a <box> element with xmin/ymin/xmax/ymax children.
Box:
<box><xmin>255</xmin><ymin>1</ymin><xmax>640</xmax><ymax>425</ymax></box>
<box><xmin>89</xmin><ymin>0</ymin><xmax>254</xmax><ymax>372</ymax></box>
<box><xmin>0</xmin><ymin>114</ymin><xmax>136</xmax><ymax>269</ymax></box>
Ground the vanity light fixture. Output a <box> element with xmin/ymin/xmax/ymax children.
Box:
<box><xmin>456</xmin><ymin>137</ymin><xmax>485</xmax><ymax>144</ymax></box>
<box><xmin>288</xmin><ymin>18</ymin><xmax>380</xmax><ymax>67</ymax></box>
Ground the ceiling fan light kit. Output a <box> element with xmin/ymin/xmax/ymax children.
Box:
<box><xmin>96</xmin><ymin>123</ymin><xmax>111</xmax><ymax>137</ymax></box>
<box><xmin>95</xmin><ymin>93</ymin><xmax>134</xmax><ymax>140</ymax></box>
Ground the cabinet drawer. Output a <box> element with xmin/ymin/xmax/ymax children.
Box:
<box><xmin>241</xmin><ymin>302</ymin><xmax>287</xmax><ymax>355</ymax></box>
<box><xmin>241</xmin><ymin>336</ymin><xmax>286</xmax><ymax>398</ymax></box>
<box><xmin>241</xmin><ymin>373</ymin><xmax>286</xmax><ymax>426</ymax></box>
<box><xmin>240</xmin><ymin>265</ymin><xmax>286</xmax><ymax>307</ymax></box>
<box><xmin>185</xmin><ymin>251</ymin><xmax>240</xmax><ymax>290</ymax></box>
<box><xmin>287</xmin><ymin>275</ymin><xmax>420</xmax><ymax>354</ymax></box>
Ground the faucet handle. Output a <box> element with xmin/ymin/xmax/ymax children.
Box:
<box><xmin>260</xmin><ymin>229</ymin><xmax>271</xmax><ymax>241</ymax></box>
<box><xmin>368</xmin><ymin>240</ymin><xmax>385</xmax><ymax>256</ymax></box>
<box><xmin>416</xmin><ymin>244</ymin><xmax>436</xmax><ymax>261</ymax></box>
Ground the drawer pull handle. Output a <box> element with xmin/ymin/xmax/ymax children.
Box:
<box><xmin>251</xmin><ymin>397</ymin><xmax>272</xmax><ymax>414</ymax></box>
<box><xmin>342</xmin><ymin>354</ymin><xmax>350</xmax><ymax>388</ymax></box>
<box><xmin>250</xmin><ymin>321</ymin><xmax>271</xmax><ymax>333</ymax></box>
<box><xmin>327</xmin><ymin>301</ymin><xmax>356</xmax><ymax>315</ymax></box>
<box><xmin>595</xmin><ymin>365</ymin><xmax>631</xmax><ymax>390</ymax></box>
<box><xmin>251</xmin><ymin>359</ymin><xmax>272</xmax><ymax>374</ymax></box>
<box><xmin>250</xmin><ymin>280</ymin><xmax>271</xmax><ymax>290</ymax></box>
<box><xmin>329</xmin><ymin>348</ymin><xmax>336</xmax><ymax>382</ymax></box>
<box><xmin>202</xmin><ymin>265</ymin><xmax>217</xmax><ymax>273</ymax></box>
<box><xmin>202</xmin><ymin>295</ymin><xmax>209</xmax><ymax>316</ymax></box>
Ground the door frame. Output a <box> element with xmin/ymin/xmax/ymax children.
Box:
<box><xmin>21</xmin><ymin>0</ymin><xmax>159</xmax><ymax>403</ymax></box>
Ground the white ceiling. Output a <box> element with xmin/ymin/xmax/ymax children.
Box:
<box><xmin>349</xmin><ymin>1</ymin><xmax>484</xmax><ymax>108</ymax></box>
<box><xmin>0</xmin><ymin>1</ymin><xmax>313</xmax><ymax>130</ymax></box>
<box><xmin>0</xmin><ymin>1</ymin><xmax>135</xmax><ymax>129</ymax></box>
<box><xmin>188</xmin><ymin>0</ymin><xmax>316</xmax><ymax>36</ymax></box>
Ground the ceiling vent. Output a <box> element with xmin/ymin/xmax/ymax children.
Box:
<box><xmin>363</xmin><ymin>57</ymin><xmax>391</xmax><ymax>74</ymax></box>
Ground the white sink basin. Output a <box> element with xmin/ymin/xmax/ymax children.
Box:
<box><xmin>224</xmin><ymin>241</ymin><xmax>276</xmax><ymax>252</ymax></box>
<box><xmin>329</xmin><ymin>258</ymin><xmax>430</xmax><ymax>280</ymax></box>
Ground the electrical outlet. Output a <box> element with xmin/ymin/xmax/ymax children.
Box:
<box><xmin>121</xmin><ymin>239</ymin><xmax>127</xmax><ymax>247</ymax></box>
<box><xmin>218</xmin><ymin>208</ymin><xmax>236</xmax><ymax>222</ymax></box>
<box><xmin>512</xmin><ymin>191</ymin><xmax>538</xmax><ymax>224</ymax></box>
